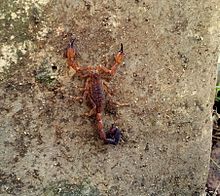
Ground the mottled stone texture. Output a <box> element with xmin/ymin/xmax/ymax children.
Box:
<box><xmin>0</xmin><ymin>0</ymin><xmax>219</xmax><ymax>195</ymax></box>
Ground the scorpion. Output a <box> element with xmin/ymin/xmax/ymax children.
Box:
<box><xmin>65</xmin><ymin>39</ymin><xmax>125</xmax><ymax>145</ymax></box>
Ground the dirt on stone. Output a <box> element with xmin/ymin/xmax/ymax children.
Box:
<box><xmin>0</xmin><ymin>0</ymin><xmax>219</xmax><ymax>195</ymax></box>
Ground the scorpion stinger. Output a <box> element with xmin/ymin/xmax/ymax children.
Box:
<box><xmin>65</xmin><ymin>40</ymin><xmax>125</xmax><ymax>145</ymax></box>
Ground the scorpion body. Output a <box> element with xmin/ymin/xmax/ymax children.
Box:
<box><xmin>90</xmin><ymin>74</ymin><xmax>104</xmax><ymax>114</ymax></box>
<box><xmin>65</xmin><ymin>39</ymin><xmax>124</xmax><ymax>145</ymax></box>
<box><xmin>89</xmin><ymin>73</ymin><xmax>106</xmax><ymax>141</ymax></box>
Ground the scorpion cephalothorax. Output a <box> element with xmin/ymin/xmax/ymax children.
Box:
<box><xmin>65</xmin><ymin>38</ymin><xmax>124</xmax><ymax>145</ymax></box>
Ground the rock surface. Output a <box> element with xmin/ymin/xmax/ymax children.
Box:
<box><xmin>0</xmin><ymin>0</ymin><xmax>219</xmax><ymax>195</ymax></box>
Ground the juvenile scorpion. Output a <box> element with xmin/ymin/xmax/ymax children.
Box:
<box><xmin>65</xmin><ymin>39</ymin><xmax>124</xmax><ymax>145</ymax></box>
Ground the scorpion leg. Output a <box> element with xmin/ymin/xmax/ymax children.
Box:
<box><xmin>106</xmin><ymin>124</ymin><xmax>121</xmax><ymax>145</ymax></box>
<box><xmin>103</xmin><ymin>81</ymin><xmax>129</xmax><ymax>107</ymax></box>
<box><xmin>70</xmin><ymin>78</ymin><xmax>90</xmax><ymax>103</ymax></box>
<box><xmin>85</xmin><ymin>96</ymin><xmax>97</xmax><ymax>117</ymax></box>
<box><xmin>103</xmin><ymin>81</ymin><xmax>114</xmax><ymax>97</ymax></box>
<box><xmin>112</xmin><ymin>100</ymin><xmax>130</xmax><ymax>108</ymax></box>
<box><xmin>81</xmin><ymin>78</ymin><xmax>90</xmax><ymax>102</ymax></box>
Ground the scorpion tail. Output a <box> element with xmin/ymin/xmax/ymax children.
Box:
<box><xmin>96</xmin><ymin>113</ymin><xmax>107</xmax><ymax>141</ymax></box>
<box><xmin>96</xmin><ymin>114</ymin><xmax>121</xmax><ymax>145</ymax></box>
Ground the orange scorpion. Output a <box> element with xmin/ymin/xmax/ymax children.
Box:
<box><xmin>65</xmin><ymin>39</ymin><xmax>124</xmax><ymax>145</ymax></box>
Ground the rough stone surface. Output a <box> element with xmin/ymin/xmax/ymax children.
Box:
<box><xmin>0</xmin><ymin>0</ymin><xmax>219</xmax><ymax>195</ymax></box>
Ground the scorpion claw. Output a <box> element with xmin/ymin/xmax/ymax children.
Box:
<box><xmin>106</xmin><ymin>124</ymin><xmax>121</xmax><ymax>145</ymax></box>
<box><xmin>64</xmin><ymin>38</ymin><xmax>76</xmax><ymax>58</ymax></box>
<box><xmin>119</xmin><ymin>43</ymin><xmax>123</xmax><ymax>53</ymax></box>
<box><xmin>69</xmin><ymin>37</ymin><xmax>76</xmax><ymax>48</ymax></box>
